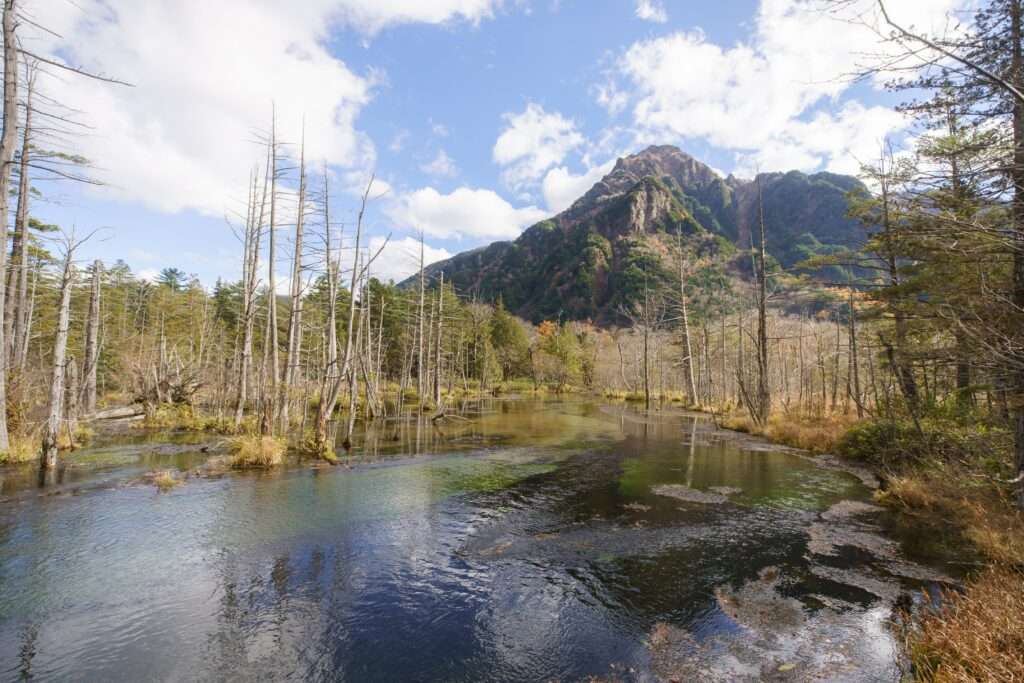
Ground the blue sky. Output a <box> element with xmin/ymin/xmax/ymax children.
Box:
<box><xmin>28</xmin><ymin>0</ymin><xmax>962</xmax><ymax>285</ymax></box>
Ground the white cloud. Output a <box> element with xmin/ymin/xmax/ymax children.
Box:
<box><xmin>493</xmin><ymin>103</ymin><xmax>585</xmax><ymax>190</ymax></box>
<box><xmin>385</xmin><ymin>186</ymin><xmax>547</xmax><ymax>240</ymax></box>
<box><xmin>367</xmin><ymin>236</ymin><xmax>452</xmax><ymax>283</ymax></box>
<box><xmin>635</xmin><ymin>0</ymin><xmax>668</xmax><ymax>23</ymax></box>
<box><xmin>604</xmin><ymin>0</ymin><xmax>965</xmax><ymax>173</ymax></box>
<box><xmin>137</xmin><ymin>268</ymin><xmax>160</xmax><ymax>283</ymax></box>
<box><xmin>330</xmin><ymin>0</ymin><xmax>497</xmax><ymax>35</ymax></box>
<box><xmin>541</xmin><ymin>159</ymin><xmax>615</xmax><ymax>213</ymax></box>
<box><xmin>25</xmin><ymin>0</ymin><xmax>506</xmax><ymax>218</ymax></box>
<box><xmin>734</xmin><ymin>101</ymin><xmax>907</xmax><ymax>175</ymax></box>
<box><xmin>27</xmin><ymin>0</ymin><xmax>380</xmax><ymax>217</ymax></box>
<box><xmin>421</xmin><ymin>149</ymin><xmax>458</xmax><ymax>177</ymax></box>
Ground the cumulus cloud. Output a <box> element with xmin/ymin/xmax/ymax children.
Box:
<box><xmin>604</xmin><ymin>0</ymin><xmax>965</xmax><ymax>173</ymax></box>
<box><xmin>25</xmin><ymin>0</ymin><xmax>504</xmax><ymax>217</ymax></box>
<box><xmin>420</xmin><ymin>149</ymin><xmax>458</xmax><ymax>178</ymax></box>
<box><xmin>367</xmin><ymin>236</ymin><xmax>452</xmax><ymax>283</ymax></box>
<box><xmin>635</xmin><ymin>0</ymin><xmax>668</xmax><ymax>23</ymax></box>
<box><xmin>385</xmin><ymin>187</ymin><xmax>547</xmax><ymax>240</ymax></box>
<box><xmin>541</xmin><ymin>160</ymin><xmax>615</xmax><ymax>213</ymax></box>
<box><xmin>493</xmin><ymin>103</ymin><xmax>585</xmax><ymax>190</ymax></box>
<box><xmin>329</xmin><ymin>0</ymin><xmax>497</xmax><ymax>34</ymax></box>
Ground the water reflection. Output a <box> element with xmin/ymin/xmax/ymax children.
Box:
<box><xmin>0</xmin><ymin>400</ymin><xmax>953</xmax><ymax>682</ymax></box>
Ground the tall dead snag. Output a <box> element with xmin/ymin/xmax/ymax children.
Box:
<box><xmin>848</xmin><ymin>288</ymin><xmax>863</xmax><ymax>418</ymax></box>
<box><xmin>281</xmin><ymin>129</ymin><xmax>306</xmax><ymax>430</ymax></box>
<box><xmin>433</xmin><ymin>271</ymin><xmax>444</xmax><ymax>408</ymax></box>
<box><xmin>40</xmin><ymin>241</ymin><xmax>76</xmax><ymax>470</ymax></box>
<box><xmin>314</xmin><ymin>170</ymin><xmax>341</xmax><ymax>457</ymax></box>
<box><xmin>234</xmin><ymin>166</ymin><xmax>265</xmax><ymax>430</ymax></box>
<box><xmin>82</xmin><ymin>260</ymin><xmax>102</xmax><ymax>413</ymax></box>
<box><xmin>677</xmin><ymin>234</ymin><xmax>697</xmax><ymax>405</ymax></box>
<box><xmin>261</xmin><ymin>110</ymin><xmax>280</xmax><ymax>434</ymax></box>
<box><xmin>753</xmin><ymin>176</ymin><xmax>771</xmax><ymax>425</ymax></box>
<box><xmin>5</xmin><ymin>59</ymin><xmax>34</xmax><ymax>366</ymax></box>
<box><xmin>416</xmin><ymin>231</ymin><xmax>426</xmax><ymax>408</ymax></box>
<box><xmin>65</xmin><ymin>357</ymin><xmax>79</xmax><ymax>443</ymax></box>
<box><xmin>0</xmin><ymin>0</ymin><xmax>19</xmax><ymax>454</ymax></box>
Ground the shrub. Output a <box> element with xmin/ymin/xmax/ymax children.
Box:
<box><xmin>836</xmin><ymin>418</ymin><xmax>1010</xmax><ymax>469</ymax></box>
<box><xmin>227</xmin><ymin>435</ymin><xmax>285</xmax><ymax>469</ymax></box>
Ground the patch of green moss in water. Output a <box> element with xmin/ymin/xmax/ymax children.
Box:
<box><xmin>430</xmin><ymin>459</ymin><xmax>557</xmax><ymax>496</ymax></box>
<box><xmin>618</xmin><ymin>445</ymin><xmax>865</xmax><ymax>512</ymax></box>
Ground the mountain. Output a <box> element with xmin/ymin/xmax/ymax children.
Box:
<box><xmin>409</xmin><ymin>145</ymin><xmax>866</xmax><ymax>324</ymax></box>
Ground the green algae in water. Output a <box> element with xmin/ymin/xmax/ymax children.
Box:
<box><xmin>618</xmin><ymin>441</ymin><xmax>865</xmax><ymax>512</ymax></box>
<box><xmin>430</xmin><ymin>459</ymin><xmax>557</xmax><ymax>496</ymax></box>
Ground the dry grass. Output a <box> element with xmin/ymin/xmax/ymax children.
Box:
<box><xmin>875</xmin><ymin>475</ymin><xmax>941</xmax><ymax>510</ymax></box>
<box><xmin>875</xmin><ymin>472</ymin><xmax>1024</xmax><ymax>566</ymax></box>
<box><xmin>1</xmin><ymin>432</ymin><xmax>39</xmax><ymax>464</ymax></box>
<box><xmin>150</xmin><ymin>470</ymin><xmax>181</xmax><ymax>491</ymax></box>
<box><xmin>908</xmin><ymin>566</ymin><xmax>1024</xmax><ymax>682</ymax></box>
<box><xmin>720</xmin><ymin>411</ymin><xmax>856</xmax><ymax>453</ymax></box>
<box><xmin>227</xmin><ymin>435</ymin><xmax>286</xmax><ymax>469</ymax></box>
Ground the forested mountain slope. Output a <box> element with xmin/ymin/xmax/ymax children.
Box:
<box><xmin>409</xmin><ymin>145</ymin><xmax>865</xmax><ymax>324</ymax></box>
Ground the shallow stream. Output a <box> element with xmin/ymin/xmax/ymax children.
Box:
<box><xmin>0</xmin><ymin>399</ymin><xmax>958</xmax><ymax>681</ymax></box>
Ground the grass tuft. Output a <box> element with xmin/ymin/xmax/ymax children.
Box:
<box><xmin>227</xmin><ymin>434</ymin><xmax>286</xmax><ymax>469</ymax></box>
<box><xmin>151</xmin><ymin>470</ymin><xmax>182</xmax><ymax>491</ymax></box>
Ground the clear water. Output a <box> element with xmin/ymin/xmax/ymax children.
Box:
<box><xmin>0</xmin><ymin>399</ymin><xmax>955</xmax><ymax>681</ymax></box>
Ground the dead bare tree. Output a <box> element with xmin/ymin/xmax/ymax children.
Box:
<box><xmin>40</xmin><ymin>231</ymin><xmax>89</xmax><ymax>469</ymax></box>
<box><xmin>81</xmin><ymin>259</ymin><xmax>102</xmax><ymax>413</ymax></box>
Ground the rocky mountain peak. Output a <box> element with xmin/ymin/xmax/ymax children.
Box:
<box><xmin>571</xmin><ymin>145</ymin><xmax>724</xmax><ymax>212</ymax></box>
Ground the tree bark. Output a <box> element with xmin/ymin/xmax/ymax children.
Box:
<box><xmin>0</xmin><ymin>0</ymin><xmax>19</xmax><ymax>453</ymax></box>
<box><xmin>82</xmin><ymin>260</ymin><xmax>102</xmax><ymax>413</ymax></box>
<box><xmin>40</xmin><ymin>248</ymin><xmax>75</xmax><ymax>470</ymax></box>
<box><xmin>6</xmin><ymin>60</ymin><xmax>33</xmax><ymax>368</ymax></box>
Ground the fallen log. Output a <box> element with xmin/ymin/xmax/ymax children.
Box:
<box><xmin>87</xmin><ymin>405</ymin><xmax>145</xmax><ymax>421</ymax></box>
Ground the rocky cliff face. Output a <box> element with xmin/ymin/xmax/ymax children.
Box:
<box><xmin>408</xmin><ymin>146</ymin><xmax>866</xmax><ymax>324</ymax></box>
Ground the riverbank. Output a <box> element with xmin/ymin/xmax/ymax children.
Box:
<box><xmin>711</xmin><ymin>407</ymin><xmax>1024</xmax><ymax>681</ymax></box>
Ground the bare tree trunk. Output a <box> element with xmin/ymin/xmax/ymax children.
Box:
<box><xmin>282</xmin><ymin>132</ymin><xmax>306</xmax><ymax>430</ymax></box>
<box><xmin>17</xmin><ymin>259</ymin><xmax>36</xmax><ymax>372</ymax></box>
<box><xmin>235</xmin><ymin>167</ymin><xmax>264</xmax><ymax>430</ymax></box>
<box><xmin>754</xmin><ymin>176</ymin><xmax>771</xmax><ymax>425</ymax></box>
<box><xmin>82</xmin><ymin>260</ymin><xmax>102</xmax><ymax>413</ymax></box>
<box><xmin>315</xmin><ymin>173</ymin><xmax>341</xmax><ymax>454</ymax></box>
<box><xmin>0</xmin><ymin>0</ymin><xmax>19</xmax><ymax>454</ymax></box>
<box><xmin>316</xmin><ymin>175</ymin><xmax>374</xmax><ymax>455</ymax></box>
<box><xmin>264</xmin><ymin>110</ymin><xmax>280</xmax><ymax>431</ymax></box>
<box><xmin>848</xmin><ymin>289</ymin><xmax>863</xmax><ymax>418</ymax></box>
<box><xmin>643</xmin><ymin>283</ymin><xmax>651</xmax><ymax>410</ymax></box>
<box><xmin>65</xmin><ymin>357</ymin><xmax>79</xmax><ymax>442</ymax></box>
<box><xmin>677</xmin><ymin>237</ymin><xmax>697</xmax><ymax>404</ymax></box>
<box><xmin>6</xmin><ymin>60</ymin><xmax>34</xmax><ymax>368</ymax></box>
<box><xmin>434</xmin><ymin>271</ymin><xmax>444</xmax><ymax>408</ymax></box>
<box><xmin>41</xmin><ymin>246</ymin><xmax>75</xmax><ymax>470</ymax></box>
<box><xmin>416</xmin><ymin>231</ymin><xmax>426</xmax><ymax>407</ymax></box>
